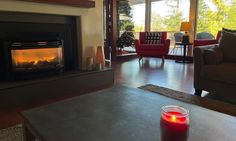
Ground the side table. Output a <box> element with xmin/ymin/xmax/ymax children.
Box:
<box><xmin>175</xmin><ymin>42</ymin><xmax>193</xmax><ymax>63</ymax></box>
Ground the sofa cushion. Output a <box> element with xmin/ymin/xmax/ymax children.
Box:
<box><xmin>145</xmin><ymin>32</ymin><xmax>162</xmax><ymax>44</ymax></box>
<box><xmin>201</xmin><ymin>62</ymin><xmax>236</xmax><ymax>85</ymax></box>
<box><xmin>219</xmin><ymin>30</ymin><xmax>236</xmax><ymax>62</ymax></box>
<box><xmin>140</xmin><ymin>44</ymin><xmax>164</xmax><ymax>50</ymax></box>
<box><xmin>204</xmin><ymin>46</ymin><xmax>223</xmax><ymax>65</ymax></box>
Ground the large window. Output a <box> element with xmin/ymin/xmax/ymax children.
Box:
<box><xmin>197</xmin><ymin>0</ymin><xmax>236</xmax><ymax>36</ymax></box>
<box><xmin>151</xmin><ymin>0</ymin><xmax>190</xmax><ymax>31</ymax></box>
<box><xmin>131</xmin><ymin>1</ymin><xmax>146</xmax><ymax>36</ymax></box>
<box><xmin>117</xmin><ymin>0</ymin><xmax>145</xmax><ymax>56</ymax></box>
<box><xmin>132</xmin><ymin>0</ymin><xmax>145</xmax><ymax>37</ymax></box>
<box><xmin>119</xmin><ymin>0</ymin><xmax>145</xmax><ymax>38</ymax></box>
<box><xmin>151</xmin><ymin>0</ymin><xmax>190</xmax><ymax>55</ymax></box>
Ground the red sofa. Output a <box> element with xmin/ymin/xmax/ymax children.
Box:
<box><xmin>194</xmin><ymin>31</ymin><xmax>222</xmax><ymax>47</ymax></box>
<box><xmin>135</xmin><ymin>32</ymin><xmax>170</xmax><ymax>62</ymax></box>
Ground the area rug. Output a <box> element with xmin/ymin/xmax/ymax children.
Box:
<box><xmin>1</xmin><ymin>84</ymin><xmax>236</xmax><ymax>140</ymax></box>
<box><xmin>139</xmin><ymin>84</ymin><xmax>236</xmax><ymax>116</ymax></box>
<box><xmin>0</xmin><ymin>124</ymin><xmax>23</xmax><ymax>141</ymax></box>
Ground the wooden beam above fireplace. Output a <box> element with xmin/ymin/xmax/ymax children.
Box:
<box><xmin>20</xmin><ymin>0</ymin><xmax>95</xmax><ymax>8</ymax></box>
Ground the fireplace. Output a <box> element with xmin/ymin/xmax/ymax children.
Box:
<box><xmin>10</xmin><ymin>40</ymin><xmax>64</xmax><ymax>73</ymax></box>
<box><xmin>0</xmin><ymin>12</ymin><xmax>79</xmax><ymax>81</ymax></box>
<box><xmin>3</xmin><ymin>40</ymin><xmax>65</xmax><ymax>80</ymax></box>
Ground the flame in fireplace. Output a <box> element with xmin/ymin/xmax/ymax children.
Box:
<box><xmin>11</xmin><ymin>48</ymin><xmax>63</xmax><ymax>67</ymax></box>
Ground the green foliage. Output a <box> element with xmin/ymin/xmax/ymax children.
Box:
<box><xmin>151</xmin><ymin>13</ymin><xmax>165</xmax><ymax>31</ymax></box>
<box><xmin>117</xmin><ymin>31</ymin><xmax>135</xmax><ymax>48</ymax></box>
<box><xmin>197</xmin><ymin>0</ymin><xmax>236</xmax><ymax>36</ymax></box>
<box><xmin>150</xmin><ymin>0</ymin><xmax>236</xmax><ymax>37</ymax></box>
<box><xmin>163</xmin><ymin>12</ymin><xmax>184</xmax><ymax>31</ymax></box>
<box><xmin>120</xmin><ymin>20</ymin><xmax>134</xmax><ymax>31</ymax></box>
<box><xmin>119</xmin><ymin>1</ymin><xmax>132</xmax><ymax>18</ymax></box>
<box><xmin>163</xmin><ymin>1</ymin><xmax>184</xmax><ymax>31</ymax></box>
<box><xmin>134</xmin><ymin>25</ymin><xmax>145</xmax><ymax>33</ymax></box>
<box><xmin>222</xmin><ymin>0</ymin><xmax>236</xmax><ymax>29</ymax></box>
<box><xmin>118</xmin><ymin>1</ymin><xmax>135</xmax><ymax>48</ymax></box>
<box><xmin>125</xmin><ymin>24</ymin><xmax>134</xmax><ymax>31</ymax></box>
<box><xmin>151</xmin><ymin>0</ymin><xmax>185</xmax><ymax>32</ymax></box>
<box><xmin>119</xmin><ymin>1</ymin><xmax>134</xmax><ymax>32</ymax></box>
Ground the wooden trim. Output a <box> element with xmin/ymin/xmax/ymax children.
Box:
<box><xmin>20</xmin><ymin>0</ymin><xmax>95</xmax><ymax>8</ymax></box>
<box><xmin>145</xmin><ymin>0</ymin><xmax>151</xmax><ymax>32</ymax></box>
<box><xmin>111</xmin><ymin>0</ymin><xmax>118</xmax><ymax>61</ymax></box>
<box><xmin>104</xmin><ymin>0</ymin><xmax>118</xmax><ymax>61</ymax></box>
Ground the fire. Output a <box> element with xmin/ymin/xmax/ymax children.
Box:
<box><xmin>171</xmin><ymin>115</ymin><xmax>177</xmax><ymax>122</ymax></box>
<box><xmin>11</xmin><ymin>48</ymin><xmax>63</xmax><ymax>67</ymax></box>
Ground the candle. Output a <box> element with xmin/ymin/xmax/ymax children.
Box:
<box><xmin>160</xmin><ymin>105</ymin><xmax>189</xmax><ymax>141</ymax></box>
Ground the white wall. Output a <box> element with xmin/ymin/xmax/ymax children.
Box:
<box><xmin>0</xmin><ymin>0</ymin><xmax>104</xmax><ymax>70</ymax></box>
<box><xmin>80</xmin><ymin>0</ymin><xmax>104</xmax><ymax>69</ymax></box>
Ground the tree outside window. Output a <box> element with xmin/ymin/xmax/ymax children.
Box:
<box><xmin>197</xmin><ymin>0</ymin><xmax>236</xmax><ymax>36</ymax></box>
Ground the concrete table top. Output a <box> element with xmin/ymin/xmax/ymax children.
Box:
<box><xmin>22</xmin><ymin>85</ymin><xmax>236</xmax><ymax>141</ymax></box>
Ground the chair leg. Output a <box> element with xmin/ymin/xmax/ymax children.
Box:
<box><xmin>138</xmin><ymin>56</ymin><xmax>143</xmax><ymax>62</ymax></box>
<box><xmin>173</xmin><ymin>44</ymin><xmax>176</xmax><ymax>54</ymax></box>
<box><xmin>170</xmin><ymin>47</ymin><xmax>176</xmax><ymax>54</ymax></box>
<box><xmin>162</xmin><ymin>56</ymin><xmax>165</xmax><ymax>62</ymax></box>
<box><xmin>194</xmin><ymin>89</ymin><xmax>202</xmax><ymax>96</ymax></box>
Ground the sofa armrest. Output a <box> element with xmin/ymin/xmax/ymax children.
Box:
<box><xmin>193</xmin><ymin>45</ymin><xmax>217</xmax><ymax>88</ymax></box>
<box><xmin>194</xmin><ymin>39</ymin><xmax>218</xmax><ymax>47</ymax></box>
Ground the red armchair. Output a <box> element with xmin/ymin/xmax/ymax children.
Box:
<box><xmin>194</xmin><ymin>31</ymin><xmax>222</xmax><ymax>47</ymax></box>
<box><xmin>135</xmin><ymin>32</ymin><xmax>170</xmax><ymax>62</ymax></box>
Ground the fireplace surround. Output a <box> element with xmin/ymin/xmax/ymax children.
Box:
<box><xmin>0</xmin><ymin>1</ymin><xmax>114</xmax><ymax>112</ymax></box>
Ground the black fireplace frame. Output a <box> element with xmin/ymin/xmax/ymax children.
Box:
<box><xmin>5</xmin><ymin>40</ymin><xmax>64</xmax><ymax>79</ymax></box>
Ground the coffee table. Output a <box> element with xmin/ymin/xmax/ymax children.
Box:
<box><xmin>22</xmin><ymin>86</ymin><xmax>236</xmax><ymax>141</ymax></box>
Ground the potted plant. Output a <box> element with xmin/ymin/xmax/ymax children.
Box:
<box><xmin>117</xmin><ymin>24</ymin><xmax>135</xmax><ymax>54</ymax></box>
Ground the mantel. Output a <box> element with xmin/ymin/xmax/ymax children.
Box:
<box><xmin>20</xmin><ymin>0</ymin><xmax>95</xmax><ymax>8</ymax></box>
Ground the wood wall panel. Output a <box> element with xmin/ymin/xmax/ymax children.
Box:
<box><xmin>19</xmin><ymin>0</ymin><xmax>95</xmax><ymax>8</ymax></box>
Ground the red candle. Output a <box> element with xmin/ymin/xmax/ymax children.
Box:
<box><xmin>160</xmin><ymin>105</ymin><xmax>189</xmax><ymax>141</ymax></box>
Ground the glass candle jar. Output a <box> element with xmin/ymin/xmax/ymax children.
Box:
<box><xmin>160</xmin><ymin>105</ymin><xmax>189</xmax><ymax>141</ymax></box>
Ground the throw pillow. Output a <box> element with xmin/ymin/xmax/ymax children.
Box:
<box><xmin>204</xmin><ymin>45</ymin><xmax>223</xmax><ymax>65</ymax></box>
<box><xmin>219</xmin><ymin>30</ymin><xmax>236</xmax><ymax>62</ymax></box>
<box><xmin>145</xmin><ymin>32</ymin><xmax>162</xmax><ymax>44</ymax></box>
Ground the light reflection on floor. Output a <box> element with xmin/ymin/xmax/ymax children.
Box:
<box><xmin>113</xmin><ymin>57</ymin><xmax>208</xmax><ymax>96</ymax></box>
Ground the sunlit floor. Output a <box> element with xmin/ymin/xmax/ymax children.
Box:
<box><xmin>113</xmin><ymin>57</ymin><xmax>196</xmax><ymax>94</ymax></box>
<box><xmin>168</xmin><ymin>46</ymin><xmax>184</xmax><ymax>56</ymax></box>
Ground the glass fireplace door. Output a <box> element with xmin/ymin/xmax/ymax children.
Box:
<box><xmin>10</xmin><ymin>41</ymin><xmax>64</xmax><ymax>72</ymax></box>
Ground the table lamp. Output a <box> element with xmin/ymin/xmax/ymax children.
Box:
<box><xmin>180</xmin><ymin>22</ymin><xmax>193</xmax><ymax>43</ymax></box>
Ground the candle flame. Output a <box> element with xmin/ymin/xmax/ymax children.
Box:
<box><xmin>171</xmin><ymin>115</ymin><xmax>176</xmax><ymax>122</ymax></box>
